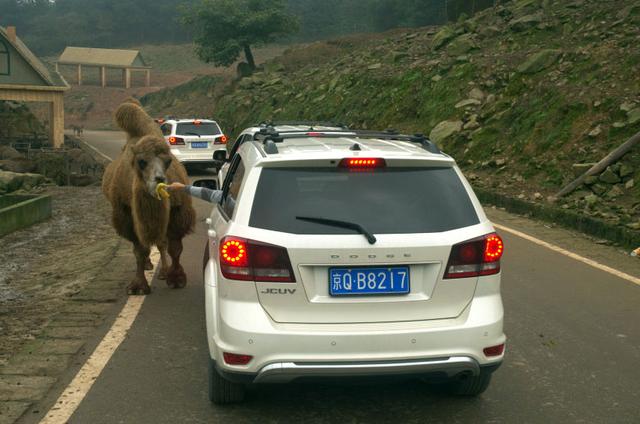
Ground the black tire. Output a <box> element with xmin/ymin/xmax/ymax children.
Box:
<box><xmin>446</xmin><ymin>369</ymin><xmax>492</xmax><ymax>396</ymax></box>
<box><xmin>208</xmin><ymin>359</ymin><xmax>245</xmax><ymax>404</ymax></box>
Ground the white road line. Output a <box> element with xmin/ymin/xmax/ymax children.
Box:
<box><xmin>39</xmin><ymin>248</ymin><xmax>159</xmax><ymax>424</ymax></box>
<box><xmin>494</xmin><ymin>223</ymin><xmax>640</xmax><ymax>287</ymax></box>
<box><xmin>77</xmin><ymin>137</ymin><xmax>114</xmax><ymax>162</ymax></box>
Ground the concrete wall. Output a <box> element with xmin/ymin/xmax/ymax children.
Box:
<box><xmin>0</xmin><ymin>194</ymin><xmax>52</xmax><ymax>237</ymax></box>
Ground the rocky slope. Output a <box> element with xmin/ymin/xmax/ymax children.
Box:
<box><xmin>144</xmin><ymin>0</ymin><xmax>640</xmax><ymax>235</ymax></box>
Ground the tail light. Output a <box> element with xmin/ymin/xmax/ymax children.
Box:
<box><xmin>339</xmin><ymin>158</ymin><xmax>386</xmax><ymax>169</ymax></box>
<box><xmin>219</xmin><ymin>236</ymin><xmax>295</xmax><ymax>282</ymax></box>
<box><xmin>168</xmin><ymin>136</ymin><xmax>185</xmax><ymax>146</ymax></box>
<box><xmin>215</xmin><ymin>135</ymin><xmax>228</xmax><ymax>145</ymax></box>
<box><xmin>444</xmin><ymin>233</ymin><xmax>504</xmax><ymax>279</ymax></box>
<box><xmin>483</xmin><ymin>343</ymin><xmax>505</xmax><ymax>357</ymax></box>
<box><xmin>223</xmin><ymin>352</ymin><xmax>253</xmax><ymax>365</ymax></box>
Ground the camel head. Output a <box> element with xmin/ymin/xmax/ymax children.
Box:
<box><xmin>131</xmin><ymin>135</ymin><xmax>173</xmax><ymax>198</ymax></box>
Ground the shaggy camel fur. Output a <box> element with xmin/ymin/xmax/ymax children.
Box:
<box><xmin>102</xmin><ymin>100</ymin><xmax>195</xmax><ymax>294</ymax></box>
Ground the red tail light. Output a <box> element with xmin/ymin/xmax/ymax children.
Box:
<box><xmin>444</xmin><ymin>233</ymin><xmax>504</xmax><ymax>279</ymax></box>
<box><xmin>483</xmin><ymin>343</ymin><xmax>505</xmax><ymax>357</ymax></box>
<box><xmin>223</xmin><ymin>352</ymin><xmax>253</xmax><ymax>365</ymax></box>
<box><xmin>168</xmin><ymin>136</ymin><xmax>185</xmax><ymax>146</ymax></box>
<box><xmin>215</xmin><ymin>135</ymin><xmax>228</xmax><ymax>145</ymax></box>
<box><xmin>219</xmin><ymin>236</ymin><xmax>295</xmax><ymax>282</ymax></box>
<box><xmin>339</xmin><ymin>158</ymin><xmax>386</xmax><ymax>169</ymax></box>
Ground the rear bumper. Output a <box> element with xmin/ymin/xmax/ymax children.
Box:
<box><xmin>170</xmin><ymin>147</ymin><xmax>225</xmax><ymax>163</ymax></box>
<box><xmin>216</xmin><ymin>358</ymin><xmax>502</xmax><ymax>384</ymax></box>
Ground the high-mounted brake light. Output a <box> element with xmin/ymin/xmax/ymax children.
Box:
<box><xmin>444</xmin><ymin>233</ymin><xmax>504</xmax><ymax>279</ymax></box>
<box><xmin>339</xmin><ymin>158</ymin><xmax>386</xmax><ymax>169</ymax></box>
<box><xmin>219</xmin><ymin>236</ymin><xmax>295</xmax><ymax>282</ymax></box>
<box><xmin>193</xmin><ymin>120</ymin><xmax>202</xmax><ymax>126</ymax></box>
<box><xmin>168</xmin><ymin>136</ymin><xmax>185</xmax><ymax>146</ymax></box>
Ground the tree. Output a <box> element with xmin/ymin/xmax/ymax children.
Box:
<box><xmin>183</xmin><ymin>0</ymin><xmax>299</xmax><ymax>70</ymax></box>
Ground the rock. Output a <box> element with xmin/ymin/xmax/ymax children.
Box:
<box><xmin>626</xmin><ymin>223</ymin><xmax>640</xmax><ymax>231</ymax></box>
<box><xmin>469</xmin><ymin>88</ymin><xmax>486</xmax><ymax>101</ymax></box>
<box><xmin>391</xmin><ymin>51</ymin><xmax>409</xmax><ymax>62</ymax></box>
<box><xmin>0</xmin><ymin>146</ymin><xmax>23</xmax><ymax>160</ymax></box>
<box><xmin>236</xmin><ymin>62</ymin><xmax>253</xmax><ymax>79</ymax></box>
<box><xmin>627</xmin><ymin>108</ymin><xmax>640</xmax><ymax>124</ymax></box>
<box><xmin>572</xmin><ymin>163</ymin><xmax>595</xmax><ymax>177</ymax></box>
<box><xmin>606</xmin><ymin>185</ymin><xmax>624</xmax><ymax>199</ymax></box>
<box><xmin>599</xmin><ymin>167</ymin><xmax>621</xmax><ymax>184</ymax></box>
<box><xmin>584</xmin><ymin>176</ymin><xmax>599</xmax><ymax>185</ymax></box>
<box><xmin>619</xmin><ymin>164</ymin><xmax>634</xmax><ymax>178</ymax></box>
<box><xmin>591</xmin><ymin>184</ymin><xmax>608</xmax><ymax>195</ymax></box>
<box><xmin>495</xmin><ymin>158</ymin><xmax>507</xmax><ymax>167</ymax></box>
<box><xmin>620</xmin><ymin>101</ymin><xmax>636</xmax><ymax>112</ymax></box>
<box><xmin>509</xmin><ymin>13</ymin><xmax>544</xmax><ymax>31</ymax></box>
<box><xmin>0</xmin><ymin>170</ymin><xmax>47</xmax><ymax>193</ymax></box>
<box><xmin>0</xmin><ymin>158</ymin><xmax>36</xmax><ymax>173</ymax></box>
<box><xmin>463</xmin><ymin>120</ymin><xmax>480</xmax><ymax>130</ymax></box>
<box><xmin>69</xmin><ymin>173</ymin><xmax>94</xmax><ymax>187</ymax></box>
<box><xmin>455</xmin><ymin>99</ymin><xmax>482</xmax><ymax>109</ymax></box>
<box><xmin>588</xmin><ymin>125</ymin><xmax>602</xmax><ymax>137</ymax></box>
<box><xmin>584</xmin><ymin>194</ymin><xmax>599</xmax><ymax>206</ymax></box>
<box><xmin>368</xmin><ymin>63</ymin><xmax>382</xmax><ymax>70</ymax></box>
<box><xmin>431</xmin><ymin>75</ymin><xmax>442</xmax><ymax>82</ymax></box>
<box><xmin>429</xmin><ymin>120</ymin><xmax>463</xmax><ymax>143</ymax></box>
<box><xmin>432</xmin><ymin>26</ymin><xmax>457</xmax><ymax>50</ymax></box>
<box><xmin>534</xmin><ymin>192</ymin><xmax>543</xmax><ymax>200</ymax></box>
<box><xmin>447</xmin><ymin>34</ymin><xmax>478</xmax><ymax>56</ymax></box>
<box><xmin>517</xmin><ymin>49</ymin><xmax>561</xmax><ymax>74</ymax></box>
<box><xmin>625</xmin><ymin>179</ymin><xmax>635</xmax><ymax>189</ymax></box>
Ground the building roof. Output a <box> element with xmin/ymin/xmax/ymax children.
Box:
<box><xmin>0</xmin><ymin>26</ymin><xmax>68</xmax><ymax>89</ymax></box>
<box><xmin>57</xmin><ymin>47</ymin><xmax>149</xmax><ymax>68</ymax></box>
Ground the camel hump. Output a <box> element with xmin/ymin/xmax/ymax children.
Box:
<box><xmin>114</xmin><ymin>101</ymin><xmax>156</xmax><ymax>138</ymax></box>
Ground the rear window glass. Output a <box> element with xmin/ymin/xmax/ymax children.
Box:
<box><xmin>250</xmin><ymin>167</ymin><xmax>479</xmax><ymax>234</ymax></box>
<box><xmin>176</xmin><ymin>123</ymin><xmax>221</xmax><ymax>136</ymax></box>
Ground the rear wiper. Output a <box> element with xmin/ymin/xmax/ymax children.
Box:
<box><xmin>184</xmin><ymin>132</ymin><xmax>201</xmax><ymax>137</ymax></box>
<box><xmin>296</xmin><ymin>216</ymin><xmax>377</xmax><ymax>245</ymax></box>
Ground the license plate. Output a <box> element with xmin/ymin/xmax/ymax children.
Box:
<box><xmin>329</xmin><ymin>267</ymin><xmax>410</xmax><ymax>296</ymax></box>
<box><xmin>191</xmin><ymin>142</ymin><xmax>208</xmax><ymax>148</ymax></box>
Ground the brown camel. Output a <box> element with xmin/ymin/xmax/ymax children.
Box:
<box><xmin>102</xmin><ymin>100</ymin><xmax>195</xmax><ymax>294</ymax></box>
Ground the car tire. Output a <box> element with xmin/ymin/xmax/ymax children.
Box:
<box><xmin>446</xmin><ymin>369</ymin><xmax>492</xmax><ymax>396</ymax></box>
<box><xmin>208</xmin><ymin>359</ymin><xmax>245</xmax><ymax>404</ymax></box>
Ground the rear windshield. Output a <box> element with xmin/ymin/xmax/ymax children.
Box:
<box><xmin>176</xmin><ymin>122</ymin><xmax>221</xmax><ymax>136</ymax></box>
<box><xmin>250</xmin><ymin>167</ymin><xmax>479</xmax><ymax>234</ymax></box>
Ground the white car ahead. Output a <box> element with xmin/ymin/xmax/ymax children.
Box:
<box><xmin>159</xmin><ymin>118</ymin><xmax>227</xmax><ymax>169</ymax></box>
<box><xmin>203</xmin><ymin>124</ymin><xmax>506</xmax><ymax>404</ymax></box>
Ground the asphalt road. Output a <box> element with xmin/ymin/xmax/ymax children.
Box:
<box><xmin>34</xmin><ymin>132</ymin><xmax>640</xmax><ymax>423</ymax></box>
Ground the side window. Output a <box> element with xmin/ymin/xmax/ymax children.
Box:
<box><xmin>160</xmin><ymin>124</ymin><xmax>171</xmax><ymax>136</ymax></box>
<box><xmin>222</xmin><ymin>157</ymin><xmax>245</xmax><ymax>218</ymax></box>
<box><xmin>229</xmin><ymin>133</ymin><xmax>252</xmax><ymax>158</ymax></box>
<box><xmin>0</xmin><ymin>40</ymin><xmax>9</xmax><ymax>76</ymax></box>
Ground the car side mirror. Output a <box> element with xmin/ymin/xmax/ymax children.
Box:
<box><xmin>213</xmin><ymin>150</ymin><xmax>228</xmax><ymax>163</ymax></box>
<box><xmin>193</xmin><ymin>179</ymin><xmax>218</xmax><ymax>191</ymax></box>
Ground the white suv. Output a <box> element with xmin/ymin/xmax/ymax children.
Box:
<box><xmin>159</xmin><ymin>118</ymin><xmax>227</xmax><ymax>168</ymax></box>
<box><xmin>203</xmin><ymin>124</ymin><xmax>506</xmax><ymax>404</ymax></box>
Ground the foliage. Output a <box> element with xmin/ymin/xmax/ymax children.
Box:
<box><xmin>182</xmin><ymin>0</ymin><xmax>298</xmax><ymax>68</ymax></box>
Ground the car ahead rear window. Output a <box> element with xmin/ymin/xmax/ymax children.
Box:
<box><xmin>176</xmin><ymin>123</ymin><xmax>221</xmax><ymax>136</ymax></box>
<box><xmin>250</xmin><ymin>167</ymin><xmax>479</xmax><ymax>234</ymax></box>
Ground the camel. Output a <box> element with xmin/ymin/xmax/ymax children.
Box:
<box><xmin>102</xmin><ymin>100</ymin><xmax>195</xmax><ymax>294</ymax></box>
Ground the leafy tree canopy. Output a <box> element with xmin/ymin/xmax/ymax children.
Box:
<box><xmin>183</xmin><ymin>0</ymin><xmax>299</xmax><ymax>69</ymax></box>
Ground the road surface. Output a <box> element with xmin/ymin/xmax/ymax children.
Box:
<box><xmin>25</xmin><ymin>131</ymin><xmax>640</xmax><ymax>423</ymax></box>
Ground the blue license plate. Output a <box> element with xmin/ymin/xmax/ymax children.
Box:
<box><xmin>191</xmin><ymin>142</ymin><xmax>208</xmax><ymax>148</ymax></box>
<box><xmin>329</xmin><ymin>267</ymin><xmax>410</xmax><ymax>296</ymax></box>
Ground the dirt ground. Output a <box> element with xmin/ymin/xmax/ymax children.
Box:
<box><xmin>0</xmin><ymin>186</ymin><xmax>121</xmax><ymax>367</ymax></box>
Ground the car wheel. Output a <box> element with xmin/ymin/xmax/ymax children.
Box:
<box><xmin>446</xmin><ymin>369</ymin><xmax>492</xmax><ymax>396</ymax></box>
<box><xmin>208</xmin><ymin>358</ymin><xmax>245</xmax><ymax>404</ymax></box>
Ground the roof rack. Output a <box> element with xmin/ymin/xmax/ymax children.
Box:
<box><xmin>256</xmin><ymin>120</ymin><xmax>349</xmax><ymax>130</ymax></box>
<box><xmin>252</xmin><ymin>128</ymin><xmax>441</xmax><ymax>155</ymax></box>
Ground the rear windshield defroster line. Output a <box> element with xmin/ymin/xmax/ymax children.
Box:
<box><xmin>249</xmin><ymin>167</ymin><xmax>479</xmax><ymax>235</ymax></box>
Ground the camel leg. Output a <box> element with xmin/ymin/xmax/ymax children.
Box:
<box><xmin>158</xmin><ymin>242</ymin><xmax>170</xmax><ymax>280</ymax></box>
<box><xmin>144</xmin><ymin>257</ymin><xmax>153</xmax><ymax>271</ymax></box>
<box><xmin>166</xmin><ymin>237</ymin><xmax>187</xmax><ymax>289</ymax></box>
<box><xmin>129</xmin><ymin>242</ymin><xmax>151</xmax><ymax>295</ymax></box>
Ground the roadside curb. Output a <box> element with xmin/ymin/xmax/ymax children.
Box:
<box><xmin>474</xmin><ymin>187</ymin><xmax>640</xmax><ymax>250</ymax></box>
<box><xmin>0</xmin><ymin>240</ymin><xmax>133</xmax><ymax>424</ymax></box>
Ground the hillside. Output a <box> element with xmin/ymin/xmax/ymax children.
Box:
<box><xmin>143</xmin><ymin>0</ymin><xmax>640</xmax><ymax>238</ymax></box>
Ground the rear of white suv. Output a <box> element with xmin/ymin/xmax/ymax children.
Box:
<box><xmin>160</xmin><ymin>119</ymin><xmax>227</xmax><ymax>168</ymax></box>
<box><xmin>204</xmin><ymin>130</ymin><xmax>505</xmax><ymax>404</ymax></box>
